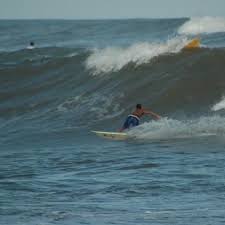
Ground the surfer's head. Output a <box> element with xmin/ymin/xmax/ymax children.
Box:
<box><xmin>136</xmin><ymin>104</ymin><xmax>142</xmax><ymax>109</ymax></box>
<box><xmin>30</xmin><ymin>42</ymin><xmax>34</xmax><ymax>46</ymax></box>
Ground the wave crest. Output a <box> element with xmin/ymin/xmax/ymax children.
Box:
<box><xmin>178</xmin><ymin>17</ymin><xmax>225</xmax><ymax>35</ymax></box>
<box><xmin>212</xmin><ymin>96</ymin><xmax>225</xmax><ymax>111</ymax></box>
<box><xmin>85</xmin><ymin>37</ymin><xmax>189</xmax><ymax>75</ymax></box>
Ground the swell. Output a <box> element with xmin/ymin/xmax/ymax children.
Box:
<box><xmin>0</xmin><ymin>48</ymin><xmax>89</xmax><ymax>118</ymax></box>
<box><xmin>1</xmin><ymin>47</ymin><xmax>225</xmax><ymax>132</ymax></box>
<box><xmin>148</xmin><ymin>48</ymin><xmax>225</xmax><ymax>113</ymax></box>
<box><xmin>84</xmin><ymin>47</ymin><xmax>225</xmax><ymax>115</ymax></box>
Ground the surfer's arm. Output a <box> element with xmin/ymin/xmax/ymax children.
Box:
<box><xmin>144</xmin><ymin>110</ymin><xmax>161</xmax><ymax>120</ymax></box>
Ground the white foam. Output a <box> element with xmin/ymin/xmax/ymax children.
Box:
<box><xmin>86</xmin><ymin>37</ymin><xmax>189</xmax><ymax>75</ymax></box>
<box><xmin>65</xmin><ymin>52</ymin><xmax>78</xmax><ymax>58</ymax></box>
<box><xmin>57</xmin><ymin>93</ymin><xmax>125</xmax><ymax>121</ymax></box>
<box><xmin>211</xmin><ymin>96</ymin><xmax>225</xmax><ymax>111</ymax></box>
<box><xmin>178</xmin><ymin>17</ymin><xmax>225</xmax><ymax>35</ymax></box>
<box><xmin>128</xmin><ymin>116</ymin><xmax>225</xmax><ymax>140</ymax></box>
<box><xmin>26</xmin><ymin>45</ymin><xmax>35</xmax><ymax>50</ymax></box>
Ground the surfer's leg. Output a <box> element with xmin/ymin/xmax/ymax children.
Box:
<box><xmin>122</xmin><ymin>116</ymin><xmax>139</xmax><ymax>130</ymax></box>
<box><xmin>122</xmin><ymin>116</ymin><xmax>130</xmax><ymax>130</ymax></box>
<box><xmin>129</xmin><ymin>117</ymin><xmax>139</xmax><ymax>128</ymax></box>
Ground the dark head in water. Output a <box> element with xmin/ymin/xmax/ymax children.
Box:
<box><xmin>27</xmin><ymin>41</ymin><xmax>35</xmax><ymax>50</ymax></box>
<box><xmin>136</xmin><ymin>104</ymin><xmax>142</xmax><ymax>109</ymax></box>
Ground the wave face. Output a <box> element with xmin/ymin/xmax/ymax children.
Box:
<box><xmin>1</xmin><ymin>18</ymin><xmax>225</xmax><ymax>140</ymax></box>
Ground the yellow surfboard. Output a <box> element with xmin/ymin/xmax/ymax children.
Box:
<box><xmin>92</xmin><ymin>131</ymin><xmax>128</xmax><ymax>141</ymax></box>
<box><xmin>183</xmin><ymin>38</ymin><xmax>200</xmax><ymax>50</ymax></box>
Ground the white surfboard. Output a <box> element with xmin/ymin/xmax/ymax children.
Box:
<box><xmin>92</xmin><ymin>131</ymin><xmax>128</xmax><ymax>141</ymax></box>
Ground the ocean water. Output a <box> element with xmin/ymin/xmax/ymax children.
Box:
<box><xmin>1</xmin><ymin>17</ymin><xmax>225</xmax><ymax>225</ymax></box>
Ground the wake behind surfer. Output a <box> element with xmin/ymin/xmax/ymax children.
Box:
<box><xmin>119</xmin><ymin>104</ymin><xmax>161</xmax><ymax>132</ymax></box>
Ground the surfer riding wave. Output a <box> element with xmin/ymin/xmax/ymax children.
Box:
<box><xmin>119</xmin><ymin>104</ymin><xmax>161</xmax><ymax>132</ymax></box>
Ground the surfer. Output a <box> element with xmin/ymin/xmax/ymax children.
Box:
<box><xmin>119</xmin><ymin>104</ymin><xmax>161</xmax><ymax>132</ymax></box>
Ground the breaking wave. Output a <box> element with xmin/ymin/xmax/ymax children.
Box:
<box><xmin>86</xmin><ymin>37</ymin><xmax>189</xmax><ymax>74</ymax></box>
<box><xmin>1</xmin><ymin>18</ymin><xmax>225</xmax><ymax>141</ymax></box>
<box><xmin>178</xmin><ymin>17</ymin><xmax>225</xmax><ymax>35</ymax></box>
<box><xmin>1</xmin><ymin>45</ymin><xmax>225</xmax><ymax>132</ymax></box>
<box><xmin>212</xmin><ymin>96</ymin><xmax>225</xmax><ymax>111</ymax></box>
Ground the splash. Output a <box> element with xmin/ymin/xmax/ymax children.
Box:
<box><xmin>178</xmin><ymin>17</ymin><xmax>225</xmax><ymax>35</ymax></box>
<box><xmin>85</xmin><ymin>37</ymin><xmax>189</xmax><ymax>75</ymax></box>
<box><xmin>211</xmin><ymin>96</ymin><xmax>225</xmax><ymax>111</ymax></box>
<box><xmin>128</xmin><ymin>116</ymin><xmax>225</xmax><ymax>140</ymax></box>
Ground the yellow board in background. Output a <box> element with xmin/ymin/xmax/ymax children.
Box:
<box><xmin>183</xmin><ymin>38</ymin><xmax>200</xmax><ymax>50</ymax></box>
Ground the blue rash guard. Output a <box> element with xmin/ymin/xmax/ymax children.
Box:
<box><xmin>122</xmin><ymin>115</ymin><xmax>140</xmax><ymax>130</ymax></box>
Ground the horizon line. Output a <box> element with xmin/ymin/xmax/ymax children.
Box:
<box><xmin>0</xmin><ymin>16</ymin><xmax>191</xmax><ymax>21</ymax></box>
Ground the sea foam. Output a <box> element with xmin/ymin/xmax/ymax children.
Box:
<box><xmin>128</xmin><ymin>116</ymin><xmax>225</xmax><ymax>140</ymax></box>
<box><xmin>85</xmin><ymin>37</ymin><xmax>189</xmax><ymax>75</ymax></box>
<box><xmin>178</xmin><ymin>17</ymin><xmax>225</xmax><ymax>35</ymax></box>
<box><xmin>211</xmin><ymin>96</ymin><xmax>225</xmax><ymax>111</ymax></box>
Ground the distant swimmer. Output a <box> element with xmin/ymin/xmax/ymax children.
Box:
<box><xmin>119</xmin><ymin>104</ymin><xmax>161</xmax><ymax>132</ymax></box>
<box><xmin>27</xmin><ymin>41</ymin><xmax>35</xmax><ymax>50</ymax></box>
